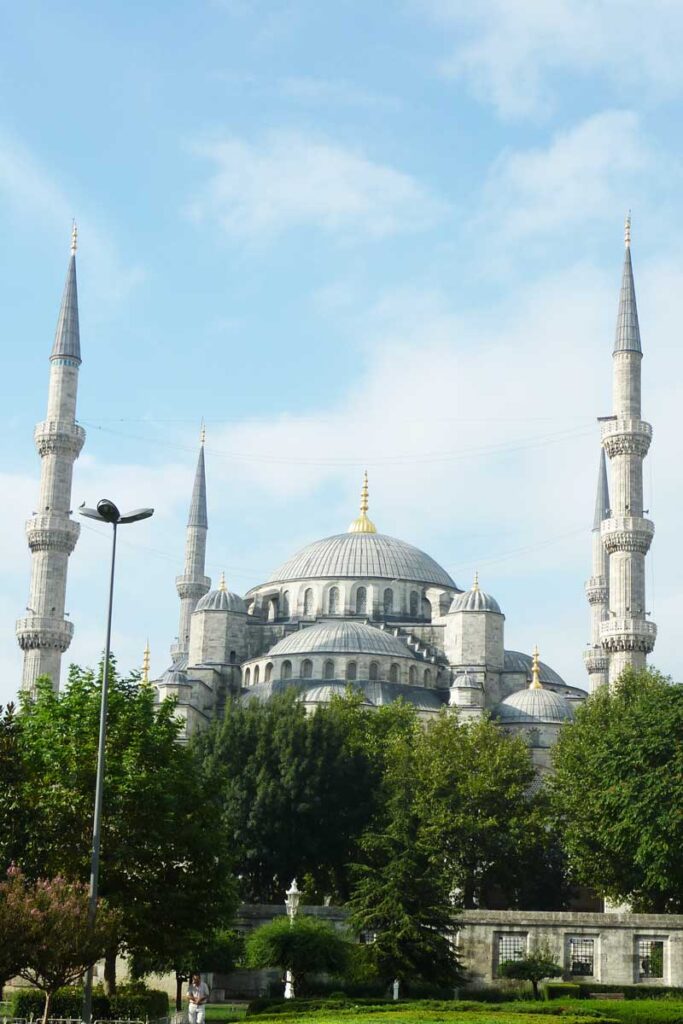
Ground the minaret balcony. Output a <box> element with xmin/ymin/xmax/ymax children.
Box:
<box><xmin>16</xmin><ymin>615</ymin><xmax>74</xmax><ymax>653</ymax></box>
<box><xmin>176</xmin><ymin>574</ymin><xmax>211</xmax><ymax>601</ymax></box>
<box><xmin>26</xmin><ymin>514</ymin><xmax>80</xmax><ymax>554</ymax></box>
<box><xmin>601</xmin><ymin>418</ymin><xmax>651</xmax><ymax>458</ymax></box>
<box><xmin>34</xmin><ymin>420</ymin><xmax>86</xmax><ymax>459</ymax></box>
<box><xmin>583</xmin><ymin>647</ymin><xmax>609</xmax><ymax>673</ymax></box>
<box><xmin>601</xmin><ymin>515</ymin><xmax>654</xmax><ymax>555</ymax></box>
<box><xmin>585</xmin><ymin>575</ymin><xmax>608</xmax><ymax>604</ymax></box>
<box><xmin>600</xmin><ymin>618</ymin><xmax>656</xmax><ymax>654</ymax></box>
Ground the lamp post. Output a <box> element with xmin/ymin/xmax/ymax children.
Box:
<box><xmin>79</xmin><ymin>499</ymin><xmax>154</xmax><ymax>1024</ymax></box>
<box><xmin>284</xmin><ymin>879</ymin><xmax>301</xmax><ymax>1000</ymax></box>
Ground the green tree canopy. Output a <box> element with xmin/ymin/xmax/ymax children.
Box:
<box><xmin>498</xmin><ymin>945</ymin><xmax>562</xmax><ymax>999</ymax></box>
<box><xmin>550</xmin><ymin>668</ymin><xmax>683</xmax><ymax>912</ymax></box>
<box><xmin>246</xmin><ymin>915</ymin><xmax>351</xmax><ymax>995</ymax></box>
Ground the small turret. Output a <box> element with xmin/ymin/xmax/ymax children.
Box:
<box><xmin>444</xmin><ymin>571</ymin><xmax>505</xmax><ymax>675</ymax></box>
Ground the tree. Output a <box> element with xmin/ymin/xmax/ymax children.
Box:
<box><xmin>0</xmin><ymin>865</ymin><xmax>29</xmax><ymax>994</ymax></box>
<box><xmin>133</xmin><ymin>928</ymin><xmax>243</xmax><ymax>1011</ymax></box>
<box><xmin>0</xmin><ymin>704</ymin><xmax>25</xmax><ymax>869</ymax></box>
<box><xmin>246</xmin><ymin>916</ymin><xmax>351</xmax><ymax>996</ymax></box>
<box><xmin>498</xmin><ymin>945</ymin><xmax>563</xmax><ymax>999</ymax></box>
<box><xmin>550</xmin><ymin>668</ymin><xmax>683</xmax><ymax>912</ymax></box>
<box><xmin>414</xmin><ymin>713</ymin><xmax>558</xmax><ymax>909</ymax></box>
<box><xmin>1</xmin><ymin>867</ymin><xmax>119</xmax><ymax>1024</ymax></box>
<box><xmin>347</xmin><ymin>728</ymin><xmax>462</xmax><ymax>990</ymax></box>
<box><xmin>3</xmin><ymin>664</ymin><xmax>237</xmax><ymax>991</ymax></box>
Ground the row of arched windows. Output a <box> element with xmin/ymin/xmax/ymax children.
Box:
<box><xmin>243</xmin><ymin>661</ymin><xmax>433</xmax><ymax>686</ymax></box>
<box><xmin>268</xmin><ymin>585</ymin><xmax>429</xmax><ymax>619</ymax></box>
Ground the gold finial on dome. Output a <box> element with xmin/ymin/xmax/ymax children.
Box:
<box><xmin>529</xmin><ymin>645</ymin><xmax>543</xmax><ymax>689</ymax></box>
<box><xmin>219</xmin><ymin>571</ymin><xmax>227</xmax><ymax>592</ymax></box>
<box><xmin>70</xmin><ymin>219</ymin><xmax>78</xmax><ymax>255</ymax></box>
<box><xmin>625</xmin><ymin>211</ymin><xmax>631</xmax><ymax>249</ymax></box>
<box><xmin>142</xmin><ymin>639</ymin><xmax>151</xmax><ymax>685</ymax></box>
<box><xmin>472</xmin><ymin>570</ymin><xmax>480</xmax><ymax>592</ymax></box>
<box><xmin>348</xmin><ymin>470</ymin><xmax>377</xmax><ymax>534</ymax></box>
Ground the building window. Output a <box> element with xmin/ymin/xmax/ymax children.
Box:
<box><xmin>244</xmin><ymin>667</ymin><xmax>251</xmax><ymax>686</ymax></box>
<box><xmin>383</xmin><ymin>588</ymin><xmax>394</xmax><ymax>614</ymax></box>
<box><xmin>304</xmin><ymin>588</ymin><xmax>314</xmax><ymax>616</ymax></box>
<box><xmin>369</xmin><ymin>661</ymin><xmax>379</xmax><ymax>681</ymax></box>
<box><xmin>569</xmin><ymin>937</ymin><xmax>595</xmax><ymax>976</ymax></box>
<box><xmin>265</xmin><ymin>662</ymin><xmax>273</xmax><ymax>682</ymax></box>
<box><xmin>497</xmin><ymin>934</ymin><xmax>526</xmax><ymax>971</ymax></box>
<box><xmin>389</xmin><ymin>663</ymin><xmax>399</xmax><ymax>683</ymax></box>
<box><xmin>409</xmin><ymin>665</ymin><xmax>417</xmax><ymax>684</ymax></box>
<box><xmin>282</xmin><ymin>591</ymin><xmax>290</xmax><ymax>617</ymax></box>
<box><xmin>410</xmin><ymin>591</ymin><xmax>419</xmax><ymax>617</ymax></box>
<box><xmin>254</xmin><ymin>665</ymin><xmax>260</xmax><ymax>684</ymax></box>
<box><xmin>356</xmin><ymin>586</ymin><xmax>367</xmax><ymax>615</ymax></box>
<box><xmin>328</xmin><ymin>587</ymin><xmax>340</xmax><ymax>615</ymax></box>
<box><xmin>638</xmin><ymin>939</ymin><xmax>664</xmax><ymax>980</ymax></box>
<box><xmin>267</xmin><ymin>598</ymin><xmax>278</xmax><ymax>622</ymax></box>
<box><xmin>282</xmin><ymin>660</ymin><xmax>292</xmax><ymax>680</ymax></box>
<box><xmin>422</xmin><ymin>596</ymin><xmax>432</xmax><ymax>620</ymax></box>
<box><xmin>424</xmin><ymin>668</ymin><xmax>432</xmax><ymax>686</ymax></box>
<box><xmin>229</xmin><ymin>650</ymin><xmax>236</xmax><ymax>664</ymax></box>
<box><xmin>302</xmin><ymin>659</ymin><xmax>313</xmax><ymax>679</ymax></box>
<box><xmin>323</xmin><ymin>659</ymin><xmax>335</xmax><ymax>680</ymax></box>
<box><xmin>347</xmin><ymin>661</ymin><xmax>357</xmax><ymax>681</ymax></box>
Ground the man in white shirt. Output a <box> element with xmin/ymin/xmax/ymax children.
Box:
<box><xmin>187</xmin><ymin>973</ymin><xmax>210</xmax><ymax>1024</ymax></box>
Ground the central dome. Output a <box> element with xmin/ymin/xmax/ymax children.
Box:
<box><xmin>267</xmin><ymin>532</ymin><xmax>456</xmax><ymax>589</ymax></box>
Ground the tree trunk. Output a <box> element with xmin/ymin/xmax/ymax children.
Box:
<box><xmin>532</xmin><ymin>979</ymin><xmax>539</xmax><ymax>1000</ymax></box>
<box><xmin>175</xmin><ymin>973</ymin><xmax>183</xmax><ymax>1013</ymax></box>
<box><xmin>42</xmin><ymin>989</ymin><xmax>53</xmax><ymax>1024</ymax></box>
<box><xmin>104</xmin><ymin>947</ymin><xmax>118</xmax><ymax>995</ymax></box>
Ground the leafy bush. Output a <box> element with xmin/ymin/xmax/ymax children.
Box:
<box><xmin>576</xmin><ymin>986</ymin><xmax>683</xmax><ymax>1002</ymax></box>
<box><xmin>9</xmin><ymin>984</ymin><xmax>168</xmax><ymax>1020</ymax></box>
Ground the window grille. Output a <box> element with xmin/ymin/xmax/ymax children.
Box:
<box><xmin>638</xmin><ymin>939</ymin><xmax>664</xmax><ymax>980</ymax></box>
<box><xmin>497</xmin><ymin>934</ymin><xmax>526</xmax><ymax>967</ymax></box>
<box><xmin>569</xmin><ymin>937</ymin><xmax>594</xmax><ymax>976</ymax></box>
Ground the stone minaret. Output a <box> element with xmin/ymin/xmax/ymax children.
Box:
<box><xmin>600</xmin><ymin>217</ymin><xmax>656</xmax><ymax>684</ymax></box>
<box><xmin>584</xmin><ymin>450</ymin><xmax>611</xmax><ymax>691</ymax></box>
<box><xmin>16</xmin><ymin>226</ymin><xmax>85</xmax><ymax>693</ymax></box>
<box><xmin>171</xmin><ymin>429</ymin><xmax>210</xmax><ymax>661</ymax></box>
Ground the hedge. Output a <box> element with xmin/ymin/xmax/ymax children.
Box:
<box><xmin>10</xmin><ymin>985</ymin><xmax>169</xmax><ymax>1021</ymax></box>
<box><xmin>545</xmin><ymin>985</ymin><xmax>582</xmax><ymax>1001</ymax></box>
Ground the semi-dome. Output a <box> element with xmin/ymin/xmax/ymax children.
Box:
<box><xmin>267</xmin><ymin>620</ymin><xmax>417</xmax><ymax>659</ymax></box>
<box><xmin>195</xmin><ymin>573</ymin><xmax>246</xmax><ymax>614</ymax></box>
<box><xmin>299</xmin><ymin>683</ymin><xmax>374</xmax><ymax>706</ymax></box>
<box><xmin>495</xmin><ymin>687</ymin><xmax>574</xmax><ymax>724</ymax></box>
<box><xmin>267</xmin><ymin>533</ymin><xmax>455</xmax><ymax>588</ymax></box>
<box><xmin>503</xmin><ymin>650</ymin><xmax>566</xmax><ymax>687</ymax></box>
<box><xmin>450</xmin><ymin>573</ymin><xmax>501</xmax><ymax>613</ymax></box>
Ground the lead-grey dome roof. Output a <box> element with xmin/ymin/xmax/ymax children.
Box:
<box><xmin>196</xmin><ymin>588</ymin><xmax>246</xmax><ymax>614</ymax></box>
<box><xmin>300</xmin><ymin>684</ymin><xmax>374</xmax><ymax>706</ymax></box>
<box><xmin>494</xmin><ymin>687</ymin><xmax>575</xmax><ymax>724</ymax></box>
<box><xmin>266</xmin><ymin>532</ymin><xmax>456</xmax><ymax>588</ymax></box>
<box><xmin>503</xmin><ymin>651</ymin><xmax>567</xmax><ymax>688</ymax></box>
<box><xmin>267</xmin><ymin>620</ymin><xmax>417</xmax><ymax>659</ymax></box>
<box><xmin>450</xmin><ymin>586</ymin><xmax>501</xmax><ymax>614</ymax></box>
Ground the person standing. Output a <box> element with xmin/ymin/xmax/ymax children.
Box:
<box><xmin>187</xmin><ymin>973</ymin><xmax>210</xmax><ymax>1024</ymax></box>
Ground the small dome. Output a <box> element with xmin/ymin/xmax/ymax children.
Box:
<box><xmin>494</xmin><ymin>687</ymin><xmax>574</xmax><ymax>725</ymax></box>
<box><xmin>299</xmin><ymin>684</ymin><xmax>374</xmax><ymax>707</ymax></box>
<box><xmin>267</xmin><ymin>620</ymin><xmax>417</xmax><ymax>660</ymax></box>
<box><xmin>196</xmin><ymin>576</ymin><xmax>246</xmax><ymax>614</ymax></box>
<box><xmin>158</xmin><ymin>667</ymin><xmax>191</xmax><ymax>688</ymax></box>
<box><xmin>503</xmin><ymin>650</ymin><xmax>567</xmax><ymax>688</ymax></box>
<box><xmin>450</xmin><ymin>671</ymin><xmax>483</xmax><ymax>690</ymax></box>
<box><xmin>449</xmin><ymin>573</ymin><xmax>501</xmax><ymax>614</ymax></box>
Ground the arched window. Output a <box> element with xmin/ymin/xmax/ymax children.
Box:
<box><xmin>304</xmin><ymin>588</ymin><xmax>314</xmax><ymax>616</ymax></box>
<box><xmin>389</xmin><ymin>663</ymin><xmax>399</xmax><ymax>683</ymax></box>
<box><xmin>254</xmin><ymin>665</ymin><xmax>260</xmax><ymax>684</ymax></box>
<box><xmin>282</xmin><ymin>660</ymin><xmax>292</xmax><ymax>680</ymax></box>
<box><xmin>383</xmin><ymin>588</ymin><xmax>394</xmax><ymax>615</ymax></box>
<box><xmin>410</xmin><ymin>591</ymin><xmax>419</xmax><ymax>617</ymax></box>
<box><xmin>328</xmin><ymin>586</ymin><xmax>340</xmax><ymax>615</ymax></box>
<box><xmin>229</xmin><ymin>650</ymin><xmax>236</xmax><ymax>664</ymax></box>
<box><xmin>346</xmin><ymin>661</ymin><xmax>357</xmax><ymax>681</ymax></box>
<box><xmin>422</xmin><ymin>596</ymin><xmax>432</xmax><ymax>620</ymax></box>
<box><xmin>356</xmin><ymin>586</ymin><xmax>367</xmax><ymax>615</ymax></box>
<box><xmin>265</xmin><ymin>662</ymin><xmax>273</xmax><ymax>682</ymax></box>
<box><xmin>409</xmin><ymin>665</ymin><xmax>417</xmax><ymax>684</ymax></box>
<box><xmin>302</xmin><ymin>659</ymin><xmax>313</xmax><ymax>679</ymax></box>
<box><xmin>324</xmin><ymin>659</ymin><xmax>335</xmax><ymax>680</ymax></box>
<box><xmin>267</xmin><ymin>598</ymin><xmax>278</xmax><ymax>622</ymax></box>
<box><xmin>369</xmin><ymin>661</ymin><xmax>379</xmax><ymax>681</ymax></box>
<box><xmin>424</xmin><ymin>668</ymin><xmax>432</xmax><ymax>686</ymax></box>
<box><xmin>244</xmin><ymin>667</ymin><xmax>251</xmax><ymax>686</ymax></box>
<box><xmin>282</xmin><ymin>591</ymin><xmax>290</xmax><ymax>617</ymax></box>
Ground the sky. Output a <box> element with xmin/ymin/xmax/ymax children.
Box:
<box><xmin>2</xmin><ymin>0</ymin><xmax>683</xmax><ymax>705</ymax></box>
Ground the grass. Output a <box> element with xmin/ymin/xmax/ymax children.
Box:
<box><xmin>251</xmin><ymin>1011</ymin><xmax>616</xmax><ymax>1024</ymax></box>
<box><xmin>204</xmin><ymin>1002</ymin><xmax>249</xmax><ymax>1022</ymax></box>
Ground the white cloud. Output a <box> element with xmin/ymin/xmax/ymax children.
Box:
<box><xmin>421</xmin><ymin>0</ymin><xmax>683</xmax><ymax>119</ymax></box>
<box><xmin>188</xmin><ymin>130</ymin><xmax>443</xmax><ymax>241</ymax></box>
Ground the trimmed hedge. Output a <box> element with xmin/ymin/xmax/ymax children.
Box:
<box><xmin>545</xmin><ymin>985</ymin><xmax>582</xmax><ymax>1001</ymax></box>
<box><xmin>10</xmin><ymin>984</ymin><xmax>169</xmax><ymax>1021</ymax></box>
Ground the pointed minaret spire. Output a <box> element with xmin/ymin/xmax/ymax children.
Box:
<box><xmin>348</xmin><ymin>470</ymin><xmax>377</xmax><ymax>534</ymax></box>
<box><xmin>17</xmin><ymin>228</ymin><xmax>86</xmax><ymax>692</ymax></box>
<box><xmin>142</xmin><ymin>640</ymin><xmax>151</xmax><ymax>684</ymax></box>
<box><xmin>593</xmin><ymin>448</ymin><xmax>610</xmax><ymax>530</ymax></box>
<box><xmin>172</xmin><ymin>429</ymin><xmax>210</xmax><ymax>661</ymax></box>
<box><xmin>614</xmin><ymin>212</ymin><xmax>641</xmax><ymax>355</ymax></box>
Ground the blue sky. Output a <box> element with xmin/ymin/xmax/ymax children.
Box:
<box><xmin>2</xmin><ymin>0</ymin><xmax>683</xmax><ymax>703</ymax></box>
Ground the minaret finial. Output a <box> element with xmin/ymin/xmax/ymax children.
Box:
<box><xmin>219</xmin><ymin>571</ymin><xmax>226</xmax><ymax>592</ymax></box>
<box><xmin>529</xmin><ymin>645</ymin><xmax>543</xmax><ymax>689</ymax></box>
<box><xmin>71</xmin><ymin>220</ymin><xmax>78</xmax><ymax>255</ymax></box>
<box><xmin>472</xmin><ymin>570</ymin><xmax>480</xmax><ymax>592</ymax></box>
<box><xmin>200</xmin><ymin>419</ymin><xmax>206</xmax><ymax>445</ymax></box>
<box><xmin>142</xmin><ymin>639</ymin><xmax>151</xmax><ymax>684</ymax></box>
<box><xmin>624</xmin><ymin>211</ymin><xmax>631</xmax><ymax>249</ymax></box>
<box><xmin>348</xmin><ymin>470</ymin><xmax>377</xmax><ymax>534</ymax></box>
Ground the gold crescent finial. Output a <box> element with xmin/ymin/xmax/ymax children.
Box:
<box><xmin>219</xmin><ymin>571</ymin><xmax>227</xmax><ymax>592</ymax></box>
<box><xmin>142</xmin><ymin>639</ymin><xmax>151</xmax><ymax>684</ymax></box>
<box><xmin>200</xmin><ymin>419</ymin><xmax>206</xmax><ymax>445</ymax></box>
<box><xmin>472</xmin><ymin>570</ymin><xmax>480</xmax><ymax>592</ymax></box>
<box><xmin>71</xmin><ymin>220</ymin><xmax>78</xmax><ymax>255</ymax></box>
<box><xmin>624</xmin><ymin>212</ymin><xmax>631</xmax><ymax>249</ymax></box>
<box><xmin>529</xmin><ymin>645</ymin><xmax>543</xmax><ymax>689</ymax></box>
<box><xmin>348</xmin><ymin>470</ymin><xmax>377</xmax><ymax>534</ymax></box>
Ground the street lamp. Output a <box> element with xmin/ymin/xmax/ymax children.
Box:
<box><xmin>283</xmin><ymin>879</ymin><xmax>301</xmax><ymax>999</ymax></box>
<box><xmin>79</xmin><ymin>499</ymin><xmax>154</xmax><ymax>1024</ymax></box>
